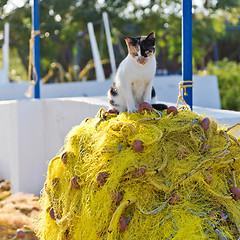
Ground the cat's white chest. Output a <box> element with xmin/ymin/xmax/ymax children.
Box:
<box><xmin>129</xmin><ymin>56</ymin><xmax>156</xmax><ymax>105</ymax></box>
<box><xmin>131</xmin><ymin>80</ymin><xmax>147</xmax><ymax>104</ymax></box>
<box><xmin>125</xmin><ymin>56</ymin><xmax>156</xmax><ymax>81</ymax></box>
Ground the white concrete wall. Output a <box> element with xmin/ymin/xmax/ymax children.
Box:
<box><xmin>0</xmin><ymin>75</ymin><xmax>221</xmax><ymax>109</ymax></box>
<box><xmin>153</xmin><ymin>75</ymin><xmax>221</xmax><ymax>109</ymax></box>
<box><xmin>0</xmin><ymin>100</ymin><xmax>18</xmax><ymax>180</ymax></box>
<box><xmin>0</xmin><ymin>97</ymin><xmax>240</xmax><ymax>195</ymax></box>
<box><xmin>0</xmin><ymin>74</ymin><xmax>237</xmax><ymax>195</ymax></box>
<box><xmin>0</xmin><ymin>98</ymin><xmax>108</xmax><ymax>195</ymax></box>
<box><xmin>0</xmin><ymin>80</ymin><xmax>112</xmax><ymax>101</ymax></box>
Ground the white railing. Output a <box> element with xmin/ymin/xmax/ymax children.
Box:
<box><xmin>0</xmin><ymin>23</ymin><xmax>9</xmax><ymax>84</ymax></box>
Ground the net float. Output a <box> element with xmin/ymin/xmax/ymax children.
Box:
<box><xmin>119</xmin><ymin>216</ymin><xmax>128</xmax><ymax>232</ymax></box>
<box><xmin>61</xmin><ymin>152</ymin><xmax>68</xmax><ymax>164</ymax></box>
<box><xmin>230</xmin><ymin>187</ymin><xmax>240</xmax><ymax>200</ymax></box>
<box><xmin>49</xmin><ymin>207</ymin><xmax>56</xmax><ymax>220</ymax></box>
<box><xmin>201</xmin><ymin>118</ymin><xmax>210</xmax><ymax>130</ymax></box>
<box><xmin>167</xmin><ymin>106</ymin><xmax>178</xmax><ymax>116</ymax></box>
<box><xmin>135</xmin><ymin>165</ymin><xmax>147</xmax><ymax>178</ymax></box>
<box><xmin>138</xmin><ymin>102</ymin><xmax>153</xmax><ymax>114</ymax></box>
<box><xmin>169</xmin><ymin>193</ymin><xmax>180</xmax><ymax>205</ymax></box>
<box><xmin>133</xmin><ymin>140</ymin><xmax>144</xmax><ymax>152</ymax></box>
<box><xmin>111</xmin><ymin>190</ymin><xmax>123</xmax><ymax>203</ymax></box>
<box><xmin>16</xmin><ymin>229</ymin><xmax>25</xmax><ymax>238</ymax></box>
<box><xmin>97</xmin><ymin>172</ymin><xmax>109</xmax><ymax>186</ymax></box>
<box><xmin>71</xmin><ymin>176</ymin><xmax>81</xmax><ymax>189</ymax></box>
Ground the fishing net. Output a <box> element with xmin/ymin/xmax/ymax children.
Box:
<box><xmin>36</xmin><ymin>107</ymin><xmax>240</xmax><ymax>240</ymax></box>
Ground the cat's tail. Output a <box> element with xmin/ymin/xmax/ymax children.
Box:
<box><xmin>152</xmin><ymin>103</ymin><xmax>168</xmax><ymax>111</ymax></box>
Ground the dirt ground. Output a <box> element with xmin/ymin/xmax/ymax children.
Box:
<box><xmin>0</xmin><ymin>179</ymin><xmax>41</xmax><ymax>240</ymax></box>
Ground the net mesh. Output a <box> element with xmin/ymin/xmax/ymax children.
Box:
<box><xmin>36</xmin><ymin>108</ymin><xmax>240</xmax><ymax>240</ymax></box>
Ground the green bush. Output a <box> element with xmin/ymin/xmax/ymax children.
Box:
<box><xmin>199</xmin><ymin>59</ymin><xmax>240</xmax><ymax>111</ymax></box>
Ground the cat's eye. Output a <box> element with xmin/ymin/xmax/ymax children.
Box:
<box><xmin>145</xmin><ymin>49</ymin><xmax>154</xmax><ymax>54</ymax></box>
<box><xmin>133</xmin><ymin>53</ymin><xmax>138</xmax><ymax>56</ymax></box>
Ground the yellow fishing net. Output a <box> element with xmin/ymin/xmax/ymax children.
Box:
<box><xmin>37</xmin><ymin>107</ymin><xmax>240</xmax><ymax>240</ymax></box>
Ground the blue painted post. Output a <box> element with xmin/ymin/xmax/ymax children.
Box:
<box><xmin>182</xmin><ymin>0</ymin><xmax>192</xmax><ymax>109</ymax></box>
<box><xmin>32</xmin><ymin>0</ymin><xmax>40</xmax><ymax>98</ymax></box>
<box><xmin>213</xmin><ymin>42</ymin><xmax>219</xmax><ymax>62</ymax></box>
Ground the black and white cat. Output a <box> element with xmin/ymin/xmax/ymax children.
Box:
<box><xmin>108</xmin><ymin>32</ymin><xmax>167</xmax><ymax>113</ymax></box>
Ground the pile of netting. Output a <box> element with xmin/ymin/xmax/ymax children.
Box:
<box><xmin>37</xmin><ymin>106</ymin><xmax>240</xmax><ymax>240</ymax></box>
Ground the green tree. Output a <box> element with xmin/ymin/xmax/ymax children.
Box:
<box><xmin>0</xmin><ymin>0</ymin><xmax>240</xmax><ymax>81</ymax></box>
<box><xmin>200</xmin><ymin>59</ymin><xmax>240</xmax><ymax>111</ymax></box>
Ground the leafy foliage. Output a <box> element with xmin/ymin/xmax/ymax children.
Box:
<box><xmin>0</xmin><ymin>0</ymin><xmax>240</xmax><ymax>81</ymax></box>
<box><xmin>199</xmin><ymin>59</ymin><xmax>240</xmax><ymax>111</ymax></box>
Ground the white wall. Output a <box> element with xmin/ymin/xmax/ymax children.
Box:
<box><xmin>0</xmin><ymin>80</ymin><xmax>112</xmax><ymax>101</ymax></box>
<box><xmin>0</xmin><ymin>97</ymin><xmax>240</xmax><ymax>195</ymax></box>
<box><xmin>153</xmin><ymin>75</ymin><xmax>221</xmax><ymax>109</ymax></box>
<box><xmin>0</xmin><ymin>75</ymin><xmax>236</xmax><ymax>195</ymax></box>
<box><xmin>0</xmin><ymin>100</ymin><xmax>17</xmax><ymax>180</ymax></box>
<box><xmin>0</xmin><ymin>75</ymin><xmax>221</xmax><ymax>109</ymax></box>
<box><xmin>0</xmin><ymin>98</ymin><xmax>108</xmax><ymax>195</ymax></box>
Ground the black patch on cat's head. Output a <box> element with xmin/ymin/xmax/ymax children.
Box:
<box><xmin>125</xmin><ymin>33</ymin><xmax>155</xmax><ymax>57</ymax></box>
<box><xmin>125</xmin><ymin>37</ymin><xmax>140</xmax><ymax>46</ymax></box>
<box><xmin>140</xmin><ymin>32</ymin><xmax>155</xmax><ymax>57</ymax></box>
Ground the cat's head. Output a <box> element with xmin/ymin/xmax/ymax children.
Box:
<box><xmin>125</xmin><ymin>32</ymin><xmax>155</xmax><ymax>64</ymax></box>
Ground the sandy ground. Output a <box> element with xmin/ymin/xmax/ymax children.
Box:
<box><xmin>0</xmin><ymin>179</ymin><xmax>40</xmax><ymax>240</ymax></box>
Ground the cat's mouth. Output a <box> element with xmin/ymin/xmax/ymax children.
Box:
<box><xmin>137</xmin><ymin>56</ymin><xmax>148</xmax><ymax>65</ymax></box>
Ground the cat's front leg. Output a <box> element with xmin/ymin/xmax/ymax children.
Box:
<box><xmin>127</xmin><ymin>105</ymin><xmax>137</xmax><ymax>113</ymax></box>
<box><xmin>120</xmin><ymin>85</ymin><xmax>137</xmax><ymax>113</ymax></box>
<box><xmin>126</xmin><ymin>95</ymin><xmax>137</xmax><ymax>113</ymax></box>
<box><xmin>143</xmin><ymin>82</ymin><xmax>153</xmax><ymax>104</ymax></box>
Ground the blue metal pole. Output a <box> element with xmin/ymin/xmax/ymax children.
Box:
<box><xmin>32</xmin><ymin>0</ymin><xmax>40</xmax><ymax>98</ymax></box>
<box><xmin>182</xmin><ymin>0</ymin><xmax>192</xmax><ymax>109</ymax></box>
<box><xmin>213</xmin><ymin>42</ymin><xmax>219</xmax><ymax>62</ymax></box>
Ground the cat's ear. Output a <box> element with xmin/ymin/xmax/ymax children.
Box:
<box><xmin>125</xmin><ymin>37</ymin><xmax>132</xmax><ymax>47</ymax></box>
<box><xmin>125</xmin><ymin>37</ymin><xmax>138</xmax><ymax>46</ymax></box>
<box><xmin>146</xmin><ymin>32</ymin><xmax>155</xmax><ymax>41</ymax></box>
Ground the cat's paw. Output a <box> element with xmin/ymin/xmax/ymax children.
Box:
<box><xmin>128</xmin><ymin>107</ymin><xmax>137</xmax><ymax>113</ymax></box>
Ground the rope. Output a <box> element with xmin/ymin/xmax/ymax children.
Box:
<box><xmin>107</xmin><ymin>199</ymin><xmax>136</xmax><ymax>239</ymax></box>
<box><xmin>25</xmin><ymin>30</ymin><xmax>40</xmax><ymax>98</ymax></box>
<box><xmin>176</xmin><ymin>81</ymin><xmax>194</xmax><ymax>109</ymax></box>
